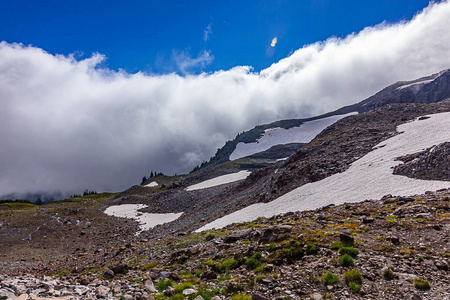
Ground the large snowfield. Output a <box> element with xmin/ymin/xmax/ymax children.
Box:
<box><xmin>229</xmin><ymin>112</ymin><xmax>358</xmax><ymax>161</ymax></box>
<box><xmin>197</xmin><ymin>112</ymin><xmax>450</xmax><ymax>231</ymax></box>
<box><xmin>186</xmin><ymin>170</ymin><xmax>251</xmax><ymax>191</ymax></box>
<box><xmin>104</xmin><ymin>204</ymin><xmax>183</xmax><ymax>234</ymax></box>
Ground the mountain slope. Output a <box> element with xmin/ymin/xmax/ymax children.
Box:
<box><xmin>198</xmin><ymin>110</ymin><xmax>450</xmax><ymax>231</ymax></box>
<box><xmin>200</xmin><ymin>68</ymin><xmax>450</xmax><ymax>169</ymax></box>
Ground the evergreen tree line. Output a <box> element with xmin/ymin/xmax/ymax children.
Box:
<box><xmin>141</xmin><ymin>171</ymin><xmax>165</xmax><ymax>185</ymax></box>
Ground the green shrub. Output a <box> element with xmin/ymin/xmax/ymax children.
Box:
<box><xmin>169</xmin><ymin>294</ymin><xmax>184</xmax><ymax>300</ymax></box>
<box><xmin>349</xmin><ymin>282</ymin><xmax>361</xmax><ymax>293</ymax></box>
<box><xmin>217</xmin><ymin>259</ymin><xmax>238</xmax><ymax>272</ymax></box>
<box><xmin>254</xmin><ymin>264</ymin><xmax>265</xmax><ymax>273</ymax></box>
<box><xmin>267</xmin><ymin>242</ymin><xmax>277</xmax><ymax>251</ymax></box>
<box><xmin>338</xmin><ymin>247</ymin><xmax>359</xmax><ymax>257</ymax></box>
<box><xmin>308</xmin><ymin>274</ymin><xmax>321</xmax><ymax>283</ymax></box>
<box><xmin>230</xmin><ymin>295</ymin><xmax>252</xmax><ymax>300</ymax></box>
<box><xmin>331</xmin><ymin>241</ymin><xmax>344</xmax><ymax>250</ymax></box>
<box><xmin>195</xmin><ymin>288</ymin><xmax>219</xmax><ymax>300</ymax></box>
<box><xmin>340</xmin><ymin>254</ymin><xmax>355</xmax><ymax>267</ymax></box>
<box><xmin>283</xmin><ymin>245</ymin><xmax>305</xmax><ymax>259</ymax></box>
<box><xmin>305</xmin><ymin>243</ymin><xmax>318</xmax><ymax>255</ymax></box>
<box><xmin>413</xmin><ymin>278</ymin><xmax>430</xmax><ymax>290</ymax></box>
<box><xmin>383</xmin><ymin>269</ymin><xmax>394</xmax><ymax>280</ymax></box>
<box><xmin>219</xmin><ymin>275</ymin><xmax>231</xmax><ymax>281</ymax></box>
<box><xmin>174</xmin><ymin>281</ymin><xmax>193</xmax><ymax>293</ymax></box>
<box><xmin>344</xmin><ymin>269</ymin><xmax>362</xmax><ymax>284</ymax></box>
<box><xmin>253</xmin><ymin>252</ymin><xmax>262</xmax><ymax>260</ymax></box>
<box><xmin>322</xmin><ymin>272</ymin><xmax>339</xmax><ymax>285</ymax></box>
<box><xmin>205</xmin><ymin>259</ymin><xmax>214</xmax><ymax>266</ymax></box>
<box><xmin>156</xmin><ymin>279</ymin><xmax>173</xmax><ymax>292</ymax></box>
<box><xmin>245</xmin><ymin>257</ymin><xmax>260</xmax><ymax>269</ymax></box>
<box><xmin>245</xmin><ymin>252</ymin><xmax>263</xmax><ymax>270</ymax></box>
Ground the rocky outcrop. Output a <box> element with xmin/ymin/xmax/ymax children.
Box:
<box><xmin>394</xmin><ymin>142</ymin><xmax>450</xmax><ymax>181</ymax></box>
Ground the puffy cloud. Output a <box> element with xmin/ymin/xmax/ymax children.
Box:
<box><xmin>1</xmin><ymin>1</ymin><xmax>450</xmax><ymax>198</ymax></box>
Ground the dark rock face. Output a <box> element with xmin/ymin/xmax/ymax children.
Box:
<box><xmin>352</xmin><ymin>69</ymin><xmax>450</xmax><ymax>113</ymax></box>
<box><xmin>109</xmin><ymin>263</ymin><xmax>129</xmax><ymax>274</ymax></box>
<box><xmin>393</xmin><ymin>142</ymin><xmax>450</xmax><ymax>181</ymax></box>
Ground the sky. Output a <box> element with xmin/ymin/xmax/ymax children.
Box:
<box><xmin>1</xmin><ymin>0</ymin><xmax>450</xmax><ymax>199</ymax></box>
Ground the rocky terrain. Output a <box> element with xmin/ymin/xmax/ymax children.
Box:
<box><xmin>393</xmin><ymin>142</ymin><xmax>450</xmax><ymax>181</ymax></box>
<box><xmin>1</xmin><ymin>189</ymin><xmax>449</xmax><ymax>299</ymax></box>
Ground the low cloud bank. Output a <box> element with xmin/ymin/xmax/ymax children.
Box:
<box><xmin>1</xmin><ymin>1</ymin><xmax>450</xmax><ymax>198</ymax></box>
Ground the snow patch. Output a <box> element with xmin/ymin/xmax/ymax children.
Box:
<box><xmin>276</xmin><ymin>157</ymin><xmax>289</xmax><ymax>161</ymax></box>
<box><xmin>396</xmin><ymin>79</ymin><xmax>434</xmax><ymax>90</ymax></box>
<box><xmin>186</xmin><ymin>170</ymin><xmax>251</xmax><ymax>191</ymax></box>
<box><xmin>104</xmin><ymin>204</ymin><xmax>183</xmax><ymax>234</ymax></box>
<box><xmin>229</xmin><ymin>112</ymin><xmax>357</xmax><ymax>160</ymax></box>
<box><xmin>197</xmin><ymin>112</ymin><xmax>450</xmax><ymax>231</ymax></box>
<box><xmin>145</xmin><ymin>181</ymin><xmax>158</xmax><ymax>187</ymax></box>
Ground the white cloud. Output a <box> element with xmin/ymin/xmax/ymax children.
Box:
<box><xmin>1</xmin><ymin>1</ymin><xmax>450</xmax><ymax>198</ymax></box>
<box><xmin>172</xmin><ymin>49</ymin><xmax>214</xmax><ymax>75</ymax></box>
<box><xmin>203</xmin><ymin>23</ymin><xmax>213</xmax><ymax>42</ymax></box>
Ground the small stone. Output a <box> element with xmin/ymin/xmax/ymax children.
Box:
<box><xmin>340</xmin><ymin>232</ymin><xmax>354</xmax><ymax>244</ymax></box>
<box><xmin>389</xmin><ymin>235</ymin><xmax>400</xmax><ymax>244</ymax></box>
<box><xmin>252</xmin><ymin>292</ymin><xmax>270</xmax><ymax>300</ymax></box>
<box><xmin>155</xmin><ymin>271</ymin><xmax>171</xmax><ymax>281</ymax></box>
<box><xmin>404</xmin><ymin>293</ymin><xmax>422</xmax><ymax>300</ymax></box>
<box><xmin>205</xmin><ymin>234</ymin><xmax>215</xmax><ymax>241</ymax></box>
<box><xmin>103</xmin><ymin>269</ymin><xmax>114</xmax><ymax>279</ymax></box>
<box><xmin>109</xmin><ymin>263</ymin><xmax>129</xmax><ymax>274</ymax></box>
<box><xmin>263</xmin><ymin>264</ymin><xmax>274</xmax><ymax>272</ymax></box>
<box><xmin>182</xmin><ymin>288</ymin><xmax>197</xmax><ymax>295</ymax></box>
<box><xmin>145</xmin><ymin>278</ymin><xmax>157</xmax><ymax>293</ymax></box>
<box><xmin>164</xmin><ymin>286</ymin><xmax>175</xmax><ymax>296</ymax></box>
<box><xmin>362</xmin><ymin>217</ymin><xmax>375</xmax><ymax>223</ymax></box>
<box><xmin>201</xmin><ymin>270</ymin><xmax>217</xmax><ymax>280</ymax></box>
<box><xmin>434</xmin><ymin>260</ymin><xmax>448</xmax><ymax>270</ymax></box>
<box><xmin>432</xmin><ymin>224</ymin><xmax>443</xmax><ymax>231</ymax></box>
<box><xmin>310</xmin><ymin>292</ymin><xmax>323</xmax><ymax>300</ymax></box>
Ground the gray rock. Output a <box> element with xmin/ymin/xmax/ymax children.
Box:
<box><xmin>182</xmin><ymin>288</ymin><xmax>197</xmax><ymax>295</ymax></box>
<box><xmin>109</xmin><ymin>263</ymin><xmax>129</xmax><ymax>274</ymax></box>
<box><xmin>404</xmin><ymin>293</ymin><xmax>422</xmax><ymax>300</ymax></box>
<box><xmin>223</xmin><ymin>229</ymin><xmax>251</xmax><ymax>243</ymax></box>
<box><xmin>155</xmin><ymin>271</ymin><xmax>171</xmax><ymax>281</ymax></box>
<box><xmin>201</xmin><ymin>270</ymin><xmax>217</xmax><ymax>280</ymax></box>
<box><xmin>164</xmin><ymin>286</ymin><xmax>175</xmax><ymax>296</ymax></box>
<box><xmin>103</xmin><ymin>269</ymin><xmax>115</xmax><ymax>279</ymax></box>
<box><xmin>252</xmin><ymin>292</ymin><xmax>270</xmax><ymax>300</ymax></box>
<box><xmin>339</xmin><ymin>232</ymin><xmax>354</xmax><ymax>244</ymax></box>
<box><xmin>145</xmin><ymin>278</ymin><xmax>157</xmax><ymax>293</ymax></box>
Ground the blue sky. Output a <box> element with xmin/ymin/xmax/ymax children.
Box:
<box><xmin>0</xmin><ymin>0</ymin><xmax>432</xmax><ymax>74</ymax></box>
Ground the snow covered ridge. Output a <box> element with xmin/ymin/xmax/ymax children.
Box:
<box><xmin>104</xmin><ymin>204</ymin><xmax>183</xmax><ymax>235</ymax></box>
<box><xmin>197</xmin><ymin>112</ymin><xmax>450</xmax><ymax>231</ymax></box>
<box><xmin>229</xmin><ymin>112</ymin><xmax>357</xmax><ymax>161</ymax></box>
<box><xmin>145</xmin><ymin>181</ymin><xmax>158</xmax><ymax>187</ymax></box>
<box><xmin>186</xmin><ymin>170</ymin><xmax>251</xmax><ymax>191</ymax></box>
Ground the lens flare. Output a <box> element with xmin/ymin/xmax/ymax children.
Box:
<box><xmin>271</xmin><ymin>37</ymin><xmax>277</xmax><ymax>47</ymax></box>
